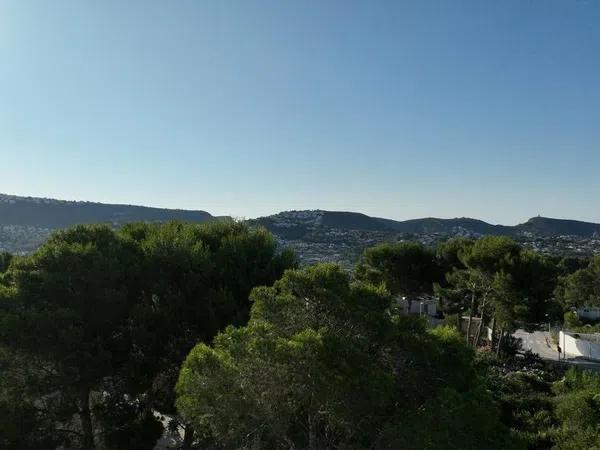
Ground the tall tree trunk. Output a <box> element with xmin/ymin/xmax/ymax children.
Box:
<box><xmin>308</xmin><ymin>414</ymin><xmax>317</xmax><ymax>450</ymax></box>
<box><xmin>182</xmin><ymin>424</ymin><xmax>195</xmax><ymax>450</ymax></box>
<box><xmin>473</xmin><ymin>298</ymin><xmax>487</xmax><ymax>347</ymax></box>
<box><xmin>465</xmin><ymin>292</ymin><xmax>475</xmax><ymax>345</ymax></box>
<box><xmin>496</xmin><ymin>329</ymin><xmax>504</xmax><ymax>356</ymax></box>
<box><xmin>490</xmin><ymin>317</ymin><xmax>497</xmax><ymax>351</ymax></box>
<box><xmin>79</xmin><ymin>386</ymin><xmax>94</xmax><ymax>450</ymax></box>
<box><xmin>473</xmin><ymin>316</ymin><xmax>483</xmax><ymax>348</ymax></box>
<box><xmin>252</xmin><ymin>430</ymin><xmax>261</xmax><ymax>450</ymax></box>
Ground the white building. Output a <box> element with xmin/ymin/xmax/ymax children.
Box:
<box><xmin>397</xmin><ymin>296</ymin><xmax>438</xmax><ymax>317</ymax></box>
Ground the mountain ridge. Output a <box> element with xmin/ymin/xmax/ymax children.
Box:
<box><xmin>2</xmin><ymin>194</ymin><xmax>600</xmax><ymax>238</ymax></box>
<box><xmin>251</xmin><ymin>209</ymin><xmax>600</xmax><ymax>238</ymax></box>
<box><xmin>0</xmin><ymin>193</ymin><xmax>213</xmax><ymax>229</ymax></box>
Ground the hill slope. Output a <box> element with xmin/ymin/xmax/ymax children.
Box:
<box><xmin>253</xmin><ymin>210</ymin><xmax>600</xmax><ymax>238</ymax></box>
<box><xmin>249</xmin><ymin>210</ymin><xmax>392</xmax><ymax>239</ymax></box>
<box><xmin>516</xmin><ymin>216</ymin><xmax>600</xmax><ymax>237</ymax></box>
<box><xmin>3</xmin><ymin>195</ymin><xmax>600</xmax><ymax>259</ymax></box>
<box><xmin>376</xmin><ymin>216</ymin><xmax>513</xmax><ymax>235</ymax></box>
<box><xmin>0</xmin><ymin>194</ymin><xmax>213</xmax><ymax>228</ymax></box>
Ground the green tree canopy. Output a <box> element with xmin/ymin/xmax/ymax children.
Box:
<box><xmin>0</xmin><ymin>252</ymin><xmax>13</xmax><ymax>274</ymax></box>
<box><xmin>355</xmin><ymin>241</ymin><xmax>441</xmax><ymax>300</ymax></box>
<box><xmin>0</xmin><ymin>220</ymin><xmax>296</xmax><ymax>449</ymax></box>
<box><xmin>121</xmin><ymin>220</ymin><xmax>297</xmax><ymax>446</ymax></box>
<box><xmin>0</xmin><ymin>225</ymin><xmax>145</xmax><ymax>449</ymax></box>
<box><xmin>556</xmin><ymin>255</ymin><xmax>600</xmax><ymax>310</ymax></box>
<box><xmin>461</xmin><ymin>236</ymin><xmax>520</xmax><ymax>274</ymax></box>
<box><xmin>438</xmin><ymin>236</ymin><xmax>558</xmax><ymax>348</ymax></box>
<box><xmin>436</xmin><ymin>237</ymin><xmax>474</xmax><ymax>274</ymax></box>
<box><xmin>177</xmin><ymin>263</ymin><xmax>514</xmax><ymax>449</ymax></box>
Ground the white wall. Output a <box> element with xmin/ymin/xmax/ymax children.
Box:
<box><xmin>397</xmin><ymin>297</ymin><xmax>437</xmax><ymax>317</ymax></box>
<box><xmin>414</xmin><ymin>301</ymin><xmax>436</xmax><ymax>316</ymax></box>
<box><xmin>560</xmin><ymin>331</ymin><xmax>600</xmax><ymax>361</ymax></box>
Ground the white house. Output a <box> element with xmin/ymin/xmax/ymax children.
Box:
<box><xmin>397</xmin><ymin>296</ymin><xmax>438</xmax><ymax>317</ymax></box>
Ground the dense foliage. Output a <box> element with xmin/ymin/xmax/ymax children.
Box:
<box><xmin>556</xmin><ymin>255</ymin><xmax>600</xmax><ymax>309</ymax></box>
<box><xmin>177</xmin><ymin>264</ymin><xmax>513</xmax><ymax>449</ymax></box>
<box><xmin>483</xmin><ymin>355</ymin><xmax>600</xmax><ymax>450</ymax></box>
<box><xmin>435</xmin><ymin>237</ymin><xmax>559</xmax><ymax>351</ymax></box>
<box><xmin>0</xmin><ymin>220</ymin><xmax>295</xmax><ymax>449</ymax></box>
<box><xmin>1</xmin><ymin>224</ymin><xmax>600</xmax><ymax>449</ymax></box>
<box><xmin>552</xmin><ymin>368</ymin><xmax>600</xmax><ymax>449</ymax></box>
<box><xmin>355</xmin><ymin>241</ymin><xmax>441</xmax><ymax>298</ymax></box>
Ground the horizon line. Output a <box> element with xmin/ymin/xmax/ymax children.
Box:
<box><xmin>3</xmin><ymin>191</ymin><xmax>598</xmax><ymax>228</ymax></box>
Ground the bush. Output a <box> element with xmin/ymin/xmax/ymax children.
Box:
<box><xmin>564</xmin><ymin>311</ymin><xmax>583</xmax><ymax>329</ymax></box>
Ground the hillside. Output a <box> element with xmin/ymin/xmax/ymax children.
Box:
<box><xmin>516</xmin><ymin>216</ymin><xmax>600</xmax><ymax>237</ymax></box>
<box><xmin>250</xmin><ymin>210</ymin><xmax>513</xmax><ymax>237</ymax></box>
<box><xmin>0</xmin><ymin>194</ymin><xmax>215</xmax><ymax>254</ymax></box>
<box><xmin>376</xmin><ymin>216</ymin><xmax>513</xmax><ymax>235</ymax></box>
<box><xmin>3</xmin><ymin>196</ymin><xmax>600</xmax><ymax>260</ymax></box>
<box><xmin>253</xmin><ymin>210</ymin><xmax>600</xmax><ymax>238</ymax></box>
<box><xmin>0</xmin><ymin>194</ymin><xmax>213</xmax><ymax>228</ymax></box>
<box><xmin>249</xmin><ymin>210</ymin><xmax>391</xmax><ymax>240</ymax></box>
<box><xmin>248</xmin><ymin>210</ymin><xmax>600</xmax><ymax>267</ymax></box>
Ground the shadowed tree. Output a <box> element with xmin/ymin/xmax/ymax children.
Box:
<box><xmin>0</xmin><ymin>220</ymin><xmax>296</xmax><ymax>449</ymax></box>
<box><xmin>436</xmin><ymin>237</ymin><xmax>474</xmax><ymax>275</ymax></box>
<box><xmin>556</xmin><ymin>255</ymin><xmax>600</xmax><ymax>311</ymax></box>
<box><xmin>0</xmin><ymin>252</ymin><xmax>13</xmax><ymax>274</ymax></box>
<box><xmin>439</xmin><ymin>236</ymin><xmax>520</xmax><ymax>347</ymax></box>
<box><xmin>121</xmin><ymin>220</ymin><xmax>297</xmax><ymax>448</ymax></box>
<box><xmin>0</xmin><ymin>225</ymin><xmax>149</xmax><ymax>449</ymax></box>
<box><xmin>355</xmin><ymin>241</ymin><xmax>441</xmax><ymax>312</ymax></box>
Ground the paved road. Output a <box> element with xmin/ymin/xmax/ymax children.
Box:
<box><xmin>514</xmin><ymin>329</ymin><xmax>600</xmax><ymax>371</ymax></box>
<box><xmin>514</xmin><ymin>330</ymin><xmax>559</xmax><ymax>360</ymax></box>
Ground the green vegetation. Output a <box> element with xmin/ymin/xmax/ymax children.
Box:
<box><xmin>0</xmin><ymin>252</ymin><xmax>13</xmax><ymax>273</ymax></box>
<box><xmin>552</xmin><ymin>369</ymin><xmax>600</xmax><ymax>449</ymax></box>
<box><xmin>0</xmin><ymin>220</ymin><xmax>295</xmax><ymax>449</ymax></box>
<box><xmin>436</xmin><ymin>236</ymin><xmax>558</xmax><ymax>349</ymax></box>
<box><xmin>0</xmin><ymin>194</ymin><xmax>213</xmax><ymax>229</ymax></box>
<box><xmin>177</xmin><ymin>264</ymin><xmax>511</xmax><ymax>449</ymax></box>
<box><xmin>484</xmin><ymin>358</ymin><xmax>600</xmax><ymax>450</ymax></box>
<box><xmin>1</xmin><ymin>224</ymin><xmax>600</xmax><ymax>449</ymax></box>
<box><xmin>556</xmin><ymin>255</ymin><xmax>600</xmax><ymax>309</ymax></box>
<box><xmin>355</xmin><ymin>241</ymin><xmax>441</xmax><ymax>300</ymax></box>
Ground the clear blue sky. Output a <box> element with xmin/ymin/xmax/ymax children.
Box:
<box><xmin>1</xmin><ymin>1</ymin><xmax>599</xmax><ymax>224</ymax></box>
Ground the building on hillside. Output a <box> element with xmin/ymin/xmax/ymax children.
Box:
<box><xmin>397</xmin><ymin>296</ymin><xmax>439</xmax><ymax>317</ymax></box>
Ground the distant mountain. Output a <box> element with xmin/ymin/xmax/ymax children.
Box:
<box><xmin>3</xmin><ymin>194</ymin><xmax>600</xmax><ymax>238</ymax></box>
<box><xmin>252</xmin><ymin>210</ymin><xmax>600</xmax><ymax>238</ymax></box>
<box><xmin>376</xmin><ymin>217</ymin><xmax>513</xmax><ymax>235</ymax></box>
<box><xmin>248</xmin><ymin>210</ymin><xmax>390</xmax><ymax>240</ymax></box>
<box><xmin>319</xmin><ymin>211</ymin><xmax>391</xmax><ymax>231</ymax></box>
<box><xmin>246</xmin><ymin>210</ymin><xmax>600</xmax><ymax>268</ymax></box>
<box><xmin>3</xmin><ymin>194</ymin><xmax>600</xmax><ymax>258</ymax></box>
<box><xmin>515</xmin><ymin>216</ymin><xmax>600</xmax><ymax>237</ymax></box>
<box><xmin>0</xmin><ymin>194</ymin><xmax>213</xmax><ymax>229</ymax></box>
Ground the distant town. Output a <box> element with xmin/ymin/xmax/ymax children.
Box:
<box><xmin>255</xmin><ymin>210</ymin><xmax>600</xmax><ymax>269</ymax></box>
<box><xmin>2</xmin><ymin>195</ymin><xmax>599</xmax><ymax>266</ymax></box>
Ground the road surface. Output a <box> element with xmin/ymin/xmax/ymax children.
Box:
<box><xmin>514</xmin><ymin>329</ymin><xmax>600</xmax><ymax>371</ymax></box>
